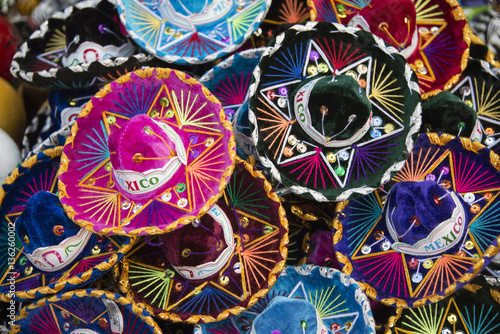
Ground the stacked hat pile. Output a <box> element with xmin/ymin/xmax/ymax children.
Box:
<box><xmin>2</xmin><ymin>0</ymin><xmax>500</xmax><ymax>332</ymax></box>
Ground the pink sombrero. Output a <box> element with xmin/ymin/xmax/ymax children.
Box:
<box><xmin>58</xmin><ymin>68</ymin><xmax>236</xmax><ymax>236</ymax></box>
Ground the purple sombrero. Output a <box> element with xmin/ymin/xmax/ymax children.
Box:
<box><xmin>58</xmin><ymin>68</ymin><xmax>236</xmax><ymax>236</ymax></box>
<box><xmin>333</xmin><ymin>133</ymin><xmax>500</xmax><ymax>308</ymax></box>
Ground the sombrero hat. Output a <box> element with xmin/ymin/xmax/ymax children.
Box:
<box><xmin>385</xmin><ymin>275</ymin><xmax>500</xmax><ymax>333</ymax></box>
<box><xmin>333</xmin><ymin>132</ymin><xmax>500</xmax><ymax>308</ymax></box>
<box><xmin>10</xmin><ymin>0</ymin><xmax>172</xmax><ymax>89</ymax></box>
<box><xmin>117</xmin><ymin>157</ymin><xmax>288</xmax><ymax>323</ymax></box>
<box><xmin>0</xmin><ymin>148</ymin><xmax>134</xmax><ymax>302</ymax></box>
<box><xmin>249</xmin><ymin>21</ymin><xmax>422</xmax><ymax>202</ymax></box>
<box><xmin>58</xmin><ymin>67</ymin><xmax>236</xmax><ymax>236</ymax></box>
<box><xmin>10</xmin><ymin>289</ymin><xmax>161</xmax><ymax>333</ymax></box>
<box><xmin>197</xmin><ymin>265</ymin><xmax>376</xmax><ymax>333</ymax></box>
<box><xmin>308</xmin><ymin>0</ymin><xmax>471</xmax><ymax>100</ymax></box>
<box><xmin>113</xmin><ymin>0</ymin><xmax>271</xmax><ymax>65</ymax></box>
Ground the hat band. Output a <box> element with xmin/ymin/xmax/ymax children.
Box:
<box><xmin>26</xmin><ymin>228</ymin><xmax>93</xmax><ymax>272</ymax></box>
<box><xmin>388</xmin><ymin>192</ymin><xmax>466</xmax><ymax>256</ymax></box>
<box><xmin>62</xmin><ymin>41</ymin><xmax>135</xmax><ymax>67</ymax></box>
<box><xmin>114</xmin><ymin>158</ymin><xmax>182</xmax><ymax>196</ymax></box>
<box><xmin>171</xmin><ymin>204</ymin><xmax>236</xmax><ymax>280</ymax></box>
<box><xmin>294</xmin><ymin>77</ymin><xmax>372</xmax><ymax>147</ymax></box>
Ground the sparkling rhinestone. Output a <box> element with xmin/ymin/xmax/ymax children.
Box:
<box><xmin>431</xmin><ymin>26</ymin><xmax>439</xmax><ymax>34</ymax></box>
<box><xmin>132</xmin><ymin>204</ymin><xmax>143</xmax><ymax>213</ymax></box>
<box><xmin>205</xmin><ymin>137</ymin><xmax>214</xmax><ymax>146</ymax></box>
<box><xmin>357</xmin><ymin>64</ymin><xmax>368</xmax><ymax>74</ymax></box>
<box><xmin>465</xmin><ymin>100</ymin><xmax>473</xmax><ymax>107</ymax></box>
<box><xmin>165</xmin><ymin>109</ymin><xmax>174</xmax><ymax>118</ymax></box>
<box><xmin>485</xmin><ymin>127</ymin><xmax>495</xmax><ymax>136</ymax></box>
<box><xmin>91</xmin><ymin>245</ymin><xmax>101</xmax><ymax>255</ymax></box>
<box><xmin>335</xmin><ymin>166</ymin><xmax>346</xmax><ymax>176</ymax></box>
<box><xmin>297</xmin><ymin>143</ymin><xmax>307</xmax><ymax>153</ymax></box>
<box><xmin>338</xmin><ymin>150</ymin><xmax>349</xmax><ymax>161</ymax></box>
<box><xmin>288</xmin><ymin>135</ymin><xmax>298</xmax><ymax>145</ymax></box>
<box><xmin>225</xmin><ymin>108</ymin><xmax>235</xmax><ymax>118</ymax></box>
<box><xmin>105</xmin><ymin>162</ymin><xmax>113</xmax><ymax>171</ymax></box>
<box><xmin>161</xmin><ymin>192</ymin><xmax>172</xmax><ymax>201</ymax></box>
<box><xmin>336</xmin><ymin>4</ymin><xmax>347</xmax><ymax>18</ymax></box>
<box><xmin>381</xmin><ymin>240</ymin><xmax>391</xmax><ymax>251</ymax></box>
<box><xmin>219</xmin><ymin>275</ymin><xmax>229</xmax><ymax>285</ymax></box>
<box><xmin>425</xmin><ymin>174</ymin><xmax>436</xmax><ymax>181</ymax></box>
<box><xmin>361</xmin><ymin>245</ymin><xmax>371</xmax><ymax>254</ymax></box>
<box><xmin>485</xmin><ymin>137</ymin><xmax>495</xmax><ymax>145</ymax></box>
<box><xmin>234</xmin><ymin>262</ymin><xmax>241</xmax><ymax>274</ymax></box>
<box><xmin>99</xmin><ymin>318</ymin><xmax>108</xmax><ymax>328</ymax></box>
<box><xmin>300</xmin><ymin>320</ymin><xmax>307</xmax><ymax>330</ymax></box>
<box><xmin>372</xmin><ymin>116</ymin><xmax>383</xmax><ymax>127</ymax></box>
<box><xmin>264</xmin><ymin>225</ymin><xmax>273</xmax><ymax>234</ymax></box>
<box><xmin>344</xmin><ymin>322</ymin><xmax>352</xmax><ymax>330</ymax></box>
<box><xmin>309</xmin><ymin>50</ymin><xmax>320</xmax><ymax>61</ymax></box>
<box><xmin>160</xmin><ymin>97</ymin><xmax>169</xmax><ymax>107</ymax></box>
<box><xmin>150</xmin><ymin>109</ymin><xmax>159</xmax><ymax>118</ymax></box>
<box><xmin>320</xmin><ymin>105</ymin><xmax>328</xmax><ymax>115</ymax></box>
<box><xmin>63</xmin><ymin>323</ymin><xmax>71</xmax><ymax>331</ymax></box>
<box><xmin>415</xmin><ymin>60</ymin><xmax>425</xmax><ymax>68</ymax></box>
<box><xmin>463</xmin><ymin>193</ymin><xmax>475</xmax><ymax>203</ymax></box>
<box><xmin>318</xmin><ymin>62</ymin><xmax>329</xmax><ymax>73</ymax></box>
<box><xmin>460</xmin><ymin>87</ymin><xmax>471</xmax><ymax>96</ymax></box>
<box><xmin>447</xmin><ymin>314</ymin><xmax>457</xmax><ymax>324</ymax></box>
<box><xmin>24</xmin><ymin>266</ymin><xmax>33</xmax><ymax>276</ymax></box>
<box><xmin>484</xmin><ymin>192</ymin><xmax>493</xmax><ymax>201</ymax></box>
<box><xmin>106</xmin><ymin>115</ymin><xmax>116</xmax><ymax>125</ymax></box>
<box><xmin>422</xmin><ymin>259</ymin><xmax>433</xmax><ymax>269</ymax></box>
<box><xmin>346</xmin><ymin>70</ymin><xmax>357</xmax><ymax>80</ymax></box>
<box><xmin>418</xmin><ymin>66</ymin><xmax>428</xmax><ymax>75</ymax></box>
<box><xmin>440</xmin><ymin>166</ymin><xmax>450</xmax><ymax>175</ymax></box>
<box><xmin>408</xmin><ymin>258</ymin><xmax>418</xmax><ymax>269</ymax></box>
<box><xmin>277</xmin><ymin>97</ymin><xmax>287</xmax><ymax>108</ymax></box>
<box><xmin>326</xmin><ymin>152</ymin><xmax>336</xmax><ymax>163</ymax></box>
<box><xmin>267</xmin><ymin>90</ymin><xmax>275</xmax><ymax>100</ymax></box>
<box><xmin>176</xmin><ymin>183</ymin><xmax>186</xmax><ymax>193</ymax></box>
<box><xmin>165</xmin><ymin>27</ymin><xmax>173</xmax><ymax>34</ymax></box>
<box><xmin>307</xmin><ymin>65</ymin><xmax>318</xmax><ymax>75</ymax></box>
<box><xmin>178</xmin><ymin>198</ymin><xmax>188</xmax><ymax>207</ymax></box>
<box><xmin>465</xmin><ymin>240</ymin><xmax>474</xmax><ymax>250</ymax></box>
<box><xmin>121</xmin><ymin>200</ymin><xmax>131</xmax><ymax>210</ymax></box>
<box><xmin>384</xmin><ymin>123</ymin><xmax>394</xmax><ymax>133</ymax></box>
<box><xmin>279</xmin><ymin>86</ymin><xmax>289</xmax><ymax>96</ymax></box>
<box><xmin>240</xmin><ymin>216</ymin><xmax>249</xmax><ymax>227</ymax></box>
<box><xmin>370</xmin><ymin>129</ymin><xmax>381</xmax><ymax>138</ymax></box>
<box><xmin>358</xmin><ymin>78</ymin><xmax>367</xmax><ymax>88</ymax></box>
<box><xmin>174</xmin><ymin>31</ymin><xmax>183</xmax><ymax>38</ymax></box>
<box><xmin>411</xmin><ymin>272</ymin><xmax>423</xmax><ymax>283</ymax></box>
<box><xmin>418</xmin><ymin>27</ymin><xmax>429</xmax><ymax>34</ymax></box>
<box><xmin>470</xmin><ymin>204</ymin><xmax>480</xmax><ymax>213</ymax></box>
<box><xmin>143</xmin><ymin>126</ymin><xmax>152</xmax><ymax>134</ymax></box>
<box><xmin>284</xmin><ymin>147</ymin><xmax>294</xmax><ymax>157</ymax></box>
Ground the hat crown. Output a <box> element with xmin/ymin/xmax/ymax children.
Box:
<box><xmin>251</xmin><ymin>296</ymin><xmax>324</xmax><ymax>334</ymax></box>
<box><xmin>350</xmin><ymin>0</ymin><xmax>417</xmax><ymax>56</ymax></box>
<box><xmin>386</xmin><ymin>180</ymin><xmax>469</xmax><ymax>255</ymax></box>
<box><xmin>62</xmin><ymin>7</ymin><xmax>134</xmax><ymax>66</ymax></box>
<box><xmin>161</xmin><ymin>204</ymin><xmax>236</xmax><ymax>281</ymax></box>
<box><xmin>15</xmin><ymin>191</ymin><xmax>92</xmax><ymax>272</ymax></box>
<box><xmin>108</xmin><ymin>113</ymin><xmax>187</xmax><ymax>201</ymax></box>
<box><xmin>292</xmin><ymin>75</ymin><xmax>372</xmax><ymax>147</ymax></box>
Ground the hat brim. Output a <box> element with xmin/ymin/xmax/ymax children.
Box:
<box><xmin>198</xmin><ymin>265</ymin><xmax>376</xmax><ymax>333</ymax></box>
<box><xmin>117</xmin><ymin>157</ymin><xmax>288</xmax><ymax>323</ymax></box>
<box><xmin>333</xmin><ymin>133</ymin><xmax>500</xmax><ymax>308</ymax></box>
<box><xmin>0</xmin><ymin>148</ymin><xmax>135</xmax><ymax>302</ymax></box>
<box><xmin>114</xmin><ymin>0</ymin><xmax>271</xmax><ymax>65</ymax></box>
<box><xmin>10</xmin><ymin>289</ymin><xmax>161</xmax><ymax>333</ymax></box>
<box><xmin>308</xmin><ymin>0</ymin><xmax>471</xmax><ymax>100</ymax></box>
<box><xmin>385</xmin><ymin>276</ymin><xmax>500</xmax><ymax>333</ymax></box>
<box><xmin>9</xmin><ymin>0</ymin><xmax>173</xmax><ymax>89</ymax></box>
<box><xmin>249</xmin><ymin>21</ymin><xmax>422</xmax><ymax>202</ymax></box>
<box><xmin>58</xmin><ymin>67</ymin><xmax>236</xmax><ymax>236</ymax></box>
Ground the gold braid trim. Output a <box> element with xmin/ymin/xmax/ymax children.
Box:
<box><xmin>57</xmin><ymin>67</ymin><xmax>237</xmax><ymax>236</ymax></box>
<box><xmin>491</xmin><ymin>289</ymin><xmax>500</xmax><ymax>304</ymax></box>
<box><xmin>385</xmin><ymin>308</ymin><xmax>404</xmax><ymax>334</ymax></box>
<box><xmin>118</xmin><ymin>157</ymin><xmax>289</xmax><ymax>324</ymax></box>
<box><xmin>290</xmin><ymin>205</ymin><xmax>318</xmax><ymax>221</ymax></box>
<box><xmin>11</xmin><ymin>289</ymin><xmax>162</xmax><ymax>334</ymax></box>
<box><xmin>306</xmin><ymin>0</ymin><xmax>317</xmax><ymax>21</ymax></box>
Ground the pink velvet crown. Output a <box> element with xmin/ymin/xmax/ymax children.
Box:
<box><xmin>58</xmin><ymin>68</ymin><xmax>236</xmax><ymax>236</ymax></box>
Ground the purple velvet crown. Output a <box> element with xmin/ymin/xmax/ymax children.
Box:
<box><xmin>384</xmin><ymin>180</ymin><xmax>470</xmax><ymax>256</ymax></box>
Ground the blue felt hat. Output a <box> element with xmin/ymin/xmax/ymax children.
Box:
<box><xmin>0</xmin><ymin>147</ymin><xmax>134</xmax><ymax>302</ymax></box>
<box><xmin>197</xmin><ymin>265</ymin><xmax>376</xmax><ymax>333</ymax></box>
